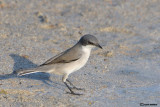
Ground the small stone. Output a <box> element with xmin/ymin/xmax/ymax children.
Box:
<box><xmin>104</xmin><ymin>51</ymin><xmax>113</xmax><ymax>57</ymax></box>
<box><xmin>0</xmin><ymin>89</ymin><xmax>7</xmax><ymax>94</ymax></box>
<box><xmin>40</xmin><ymin>24</ymin><xmax>56</xmax><ymax>29</ymax></box>
<box><xmin>0</xmin><ymin>34</ymin><xmax>8</xmax><ymax>39</ymax></box>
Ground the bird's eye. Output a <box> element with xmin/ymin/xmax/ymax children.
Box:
<box><xmin>88</xmin><ymin>41</ymin><xmax>95</xmax><ymax>45</ymax></box>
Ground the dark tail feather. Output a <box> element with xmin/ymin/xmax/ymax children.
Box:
<box><xmin>17</xmin><ymin>69</ymin><xmax>40</xmax><ymax>76</ymax></box>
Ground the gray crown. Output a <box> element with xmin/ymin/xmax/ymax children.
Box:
<box><xmin>79</xmin><ymin>34</ymin><xmax>102</xmax><ymax>49</ymax></box>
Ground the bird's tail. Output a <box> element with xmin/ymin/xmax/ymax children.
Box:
<box><xmin>17</xmin><ymin>69</ymin><xmax>40</xmax><ymax>76</ymax></box>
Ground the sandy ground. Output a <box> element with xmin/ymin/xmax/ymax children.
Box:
<box><xmin>0</xmin><ymin>0</ymin><xmax>160</xmax><ymax>107</ymax></box>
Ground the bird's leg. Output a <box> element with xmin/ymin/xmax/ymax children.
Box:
<box><xmin>63</xmin><ymin>74</ymin><xmax>82</xmax><ymax>95</ymax></box>
<box><xmin>64</xmin><ymin>82</ymin><xmax>82</xmax><ymax>95</ymax></box>
<box><xmin>66</xmin><ymin>79</ymin><xmax>85</xmax><ymax>90</ymax></box>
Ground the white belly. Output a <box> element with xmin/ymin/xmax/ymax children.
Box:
<box><xmin>64</xmin><ymin>46</ymin><xmax>91</xmax><ymax>74</ymax></box>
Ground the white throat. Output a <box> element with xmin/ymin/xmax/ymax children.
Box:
<box><xmin>82</xmin><ymin>45</ymin><xmax>95</xmax><ymax>50</ymax></box>
<box><xmin>82</xmin><ymin>45</ymin><xmax>94</xmax><ymax>54</ymax></box>
<box><xmin>81</xmin><ymin>45</ymin><xmax>94</xmax><ymax>61</ymax></box>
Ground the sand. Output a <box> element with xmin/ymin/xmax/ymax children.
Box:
<box><xmin>0</xmin><ymin>0</ymin><xmax>160</xmax><ymax>106</ymax></box>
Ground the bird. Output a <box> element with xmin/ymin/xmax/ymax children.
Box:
<box><xmin>17</xmin><ymin>34</ymin><xmax>102</xmax><ymax>95</ymax></box>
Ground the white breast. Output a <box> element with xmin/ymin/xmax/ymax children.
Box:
<box><xmin>64</xmin><ymin>46</ymin><xmax>92</xmax><ymax>74</ymax></box>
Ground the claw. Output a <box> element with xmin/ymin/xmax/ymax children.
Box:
<box><xmin>66</xmin><ymin>79</ymin><xmax>85</xmax><ymax>91</ymax></box>
<box><xmin>66</xmin><ymin>92</ymin><xmax>83</xmax><ymax>96</ymax></box>
<box><xmin>64</xmin><ymin>82</ymin><xmax>83</xmax><ymax>96</ymax></box>
<box><xmin>72</xmin><ymin>87</ymin><xmax>85</xmax><ymax>91</ymax></box>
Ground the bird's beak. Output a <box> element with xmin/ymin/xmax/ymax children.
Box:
<box><xmin>96</xmin><ymin>44</ymin><xmax>103</xmax><ymax>49</ymax></box>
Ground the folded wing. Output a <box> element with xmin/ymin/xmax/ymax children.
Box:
<box><xmin>40</xmin><ymin>44</ymin><xmax>82</xmax><ymax>65</ymax></box>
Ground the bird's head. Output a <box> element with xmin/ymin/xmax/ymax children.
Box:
<box><xmin>79</xmin><ymin>34</ymin><xmax>102</xmax><ymax>49</ymax></box>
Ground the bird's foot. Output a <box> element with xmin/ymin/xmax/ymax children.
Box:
<box><xmin>66</xmin><ymin>91</ymin><xmax>83</xmax><ymax>96</ymax></box>
<box><xmin>72</xmin><ymin>87</ymin><xmax>85</xmax><ymax>91</ymax></box>
<box><xmin>66</xmin><ymin>79</ymin><xmax>85</xmax><ymax>91</ymax></box>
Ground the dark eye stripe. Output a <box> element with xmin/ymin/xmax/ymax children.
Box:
<box><xmin>88</xmin><ymin>41</ymin><xmax>95</xmax><ymax>45</ymax></box>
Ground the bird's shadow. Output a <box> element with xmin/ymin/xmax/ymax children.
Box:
<box><xmin>0</xmin><ymin>54</ymin><xmax>62</xmax><ymax>88</ymax></box>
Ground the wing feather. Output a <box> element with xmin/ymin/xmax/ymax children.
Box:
<box><xmin>40</xmin><ymin>43</ymin><xmax>82</xmax><ymax>66</ymax></box>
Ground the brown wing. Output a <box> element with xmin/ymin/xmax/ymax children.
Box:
<box><xmin>40</xmin><ymin>44</ymin><xmax>82</xmax><ymax>66</ymax></box>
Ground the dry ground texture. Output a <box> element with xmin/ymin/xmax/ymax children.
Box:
<box><xmin>0</xmin><ymin>0</ymin><xmax>160</xmax><ymax>107</ymax></box>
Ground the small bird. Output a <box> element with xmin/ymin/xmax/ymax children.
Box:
<box><xmin>17</xmin><ymin>34</ymin><xmax>102</xmax><ymax>95</ymax></box>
